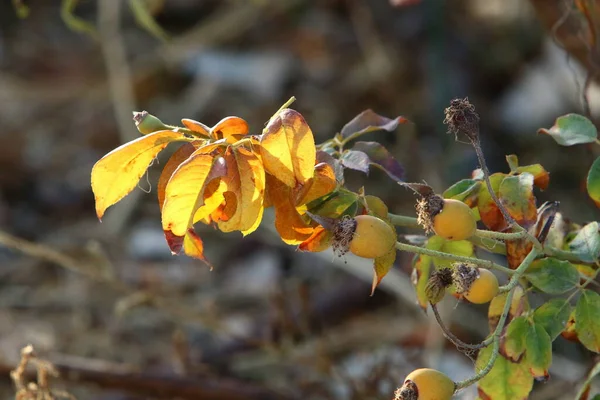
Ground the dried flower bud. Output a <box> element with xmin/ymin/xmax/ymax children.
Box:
<box><xmin>452</xmin><ymin>263</ymin><xmax>479</xmax><ymax>294</ymax></box>
<box><xmin>425</xmin><ymin>268</ymin><xmax>454</xmax><ymax>304</ymax></box>
<box><xmin>443</xmin><ymin>97</ymin><xmax>480</xmax><ymax>143</ymax></box>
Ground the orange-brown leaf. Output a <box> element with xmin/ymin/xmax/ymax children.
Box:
<box><xmin>295</xmin><ymin>162</ymin><xmax>337</xmax><ymax>206</ymax></box>
<box><xmin>193</xmin><ymin>179</ymin><xmax>227</xmax><ymax>224</ymax></box>
<box><xmin>91</xmin><ymin>130</ymin><xmax>193</xmax><ymax>220</ymax></box>
<box><xmin>217</xmin><ymin>147</ymin><xmax>265</xmax><ymax>235</ymax></box>
<box><xmin>181</xmin><ymin>118</ymin><xmax>210</xmax><ymax>137</ymax></box>
<box><xmin>157</xmin><ymin>143</ymin><xmax>196</xmax><ymax>210</ymax></box>
<box><xmin>298</xmin><ymin>225</ymin><xmax>332</xmax><ymax>252</ymax></box>
<box><xmin>477</xmin><ymin>172</ymin><xmax>508</xmax><ymax>231</ymax></box>
<box><xmin>260</xmin><ymin>109</ymin><xmax>316</xmax><ymax>187</ymax></box>
<box><xmin>211</xmin><ymin>116</ymin><xmax>249</xmax><ymax>142</ymax></box>
<box><xmin>266</xmin><ymin>174</ymin><xmax>314</xmax><ymax>244</ymax></box>
<box><xmin>506</xmin><ymin>239</ymin><xmax>533</xmax><ymax>270</ymax></box>
<box><xmin>183</xmin><ymin>228</ymin><xmax>213</xmax><ymax>269</ymax></box>
<box><xmin>161</xmin><ymin>150</ymin><xmax>226</xmax><ymax>237</ymax></box>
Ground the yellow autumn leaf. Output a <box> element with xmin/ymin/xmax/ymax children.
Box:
<box><xmin>211</xmin><ymin>116</ymin><xmax>249</xmax><ymax>142</ymax></box>
<box><xmin>181</xmin><ymin>118</ymin><xmax>210</xmax><ymax>137</ymax></box>
<box><xmin>161</xmin><ymin>148</ymin><xmax>226</xmax><ymax>238</ymax></box>
<box><xmin>295</xmin><ymin>162</ymin><xmax>337</xmax><ymax>206</ymax></box>
<box><xmin>266</xmin><ymin>174</ymin><xmax>314</xmax><ymax>244</ymax></box>
<box><xmin>193</xmin><ymin>179</ymin><xmax>227</xmax><ymax>224</ymax></box>
<box><xmin>157</xmin><ymin>143</ymin><xmax>196</xmax><ymax>210</ymax></box>
<box><xmin>217</xmin><ymin>147</ymin><xmax>265</xmax><ymax>235</ymax></box>
<box><xmin>183</xmin><ymin>228</ymin><xmax>213</xmax><ymax>269</ymax></box>
<box><xmin>260</xmin><ymin>109</ymin><xmax>316</xmax><ymax>187</ymax></box>
<box><xmin>91</xmin><ymin>130</ymin><xmax>193</xmax><ymax>220</ymax></box>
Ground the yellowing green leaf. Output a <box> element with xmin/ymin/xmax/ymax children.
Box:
<box><xmin>499</xmin><ymin>173</ymin><xmax>537</xmax><ymax>229</ymax></box>
<box><xmin>587</xmin><ymin>156</ymin><xmax>600</xmax><ymax>208</ymax></box>
<box><xmin>260</xmin><ymin>109</ymin><xmax>316</xmax><ymax>187</ymax></box>
<box><xmin>502</xmin><ymin>316</ymin><xmax>528</xmax><ymax>362</ymax></box>
<box><xmin>372</xmin><ymin>248</ymin><xmax>396</xmax><ymax>295</ymax></box>
<box><xmin>533</xmin><ymin>298</ymin><xmax>571</xmax><ymax>341</ymax></box>
<box><xmin>526</xmin><ymin>258</ymin><xmax>579</xmax><ymax>294</ymax></box>
<box><xmin>575</xmin><ymin>289</ymin><xmax>600</xmax><ymax>353</ymax></box>
<box><xmin>431</xmin><ymin>238</ymin><xmax>474</xmax><ymax>269</ymax></box>
<box><xmin>525</xmin><ymin>322</ymin><xmax>552</xmax><ymax>380</ymax></box>
<box><xmin>477</xmin><ymin>172</ymin><xmax>507</xmax><ymax>231</ymax></box>
<box><xmin>412</xmin><ymin>236</ymin><xmax>445</xmax><ymax>310</ymax></box>
<box><xmin>489</xmin><ymin>286</ymin><xmax>528</xmax><ymax>332</ymax></box>
<box><xmin>91</xmin><ymin>130</ymin><xmax>193</xmax><ymax>219</ymax></box>
<box><xmin>476</xmin><ymin>345</ymin><xmax>534</xmax><ymax>400</ymax></box>
<box><xmin>217</xmin><ymin>147</ymin><xmax>265</xmax><ymax>235</ymax></box>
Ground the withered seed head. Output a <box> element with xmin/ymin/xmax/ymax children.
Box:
<box><xmin>452</xmin><ymin>263</ymin><xmax>479</xmax><ymax>294</ymax></box>
<box><xmin>425</xmin><ymin>268</ymin><xmax>454</xmax><ymax>304</ymax></box>
<box><xmin>331</xmin><ymin>215</ymin><xmax>357</xmax><ymax>257</ymax></box>
<box><xmin>416</xmin><ymin>194</ymin><xmax>444</xmax><ymax>234</ymax></box>
<box><xmin>394</xmin><ymin>381</ymin><xmax>418</xmax><ymax>400</ymax></box>
<box><xmin>443</xmin><ymin>97</ymin><xmax>480</xmax><ymax>143</ymax></box>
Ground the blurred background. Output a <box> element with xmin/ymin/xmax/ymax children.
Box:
<box><xmin>0</xmin><ymin>0</ymin><xmax>599</xmax><ymax>399</ymax></box>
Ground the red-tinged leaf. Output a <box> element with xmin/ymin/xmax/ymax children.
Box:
<box><xmin>517</xmin><ymin>164</ymin><xmax>550</xmax><ymax>191</ymax></box>
<box><xmin>161</xmin><ymin>149</ymin><xmax>226</xmax><ymax>238</ymax></box>
<box><xmin>217</xmin><ymin>147</ymin><xmax>266</xmax><ymax>235</ymax></box>
<box><xmin>340</xmin><ymin>109</ymin><xmax>408</xmax><ymax>139</ymax></box>
<box><xmin>341</xmin><ymin>150</ymin><xmax>370</xmax><ymax>173</ymax></box>
<box><xmin>525</xmin><ymin>322</ymin><xmax>552</xmax><ymax>380</ymax></box>
<box><xmin>266</xmin><ymin>174</ymin><xmax>314</xmax><ymax>245</ymax></box>
<box><xmin>295</xmin><ymin>163</ymin><xmax>337</xmax><ymax>206</ymax></box>
<box><xmin>561</xmin><ymin>310</ymin><xmax>578</xmax><ymax>342</ymax></box>
<box><xmin>506</xmin><ymin>239</ymin><xmax>533</xmax><ymax>270</ymax></box>
<box><xmin>164</xmin><ymin>229</ymin><xmax>184</xmax><ymax>254</ymax></box>
<box><xmin>157</xmin><ymin>143</ymin><xmax>196</xmax><ymax>210</ymax></box>
<box><xmin>181</xmin><ymin>118</ymin><xmax>210</xmax><ymax>137</ymax></box>
<box><xmin>210</xmin><ymin>116</ymin><xmax>249</xmax><ymax>142</ymax></box>
<box><xmin>477</xmin><ymin>172</ymin><xmax>507</xmax><ymax>231</ymax></box>
<box><xmin>372</xmin><ymin>248</ymin><xmax>396</xmax><ymax>295</ymax></box>
<box><xmin>499</xmin><ymin>173</ymin><xmax>537</xmax><ymax>229</ymax></box>
<box><xmin>352</xmin><ymin>141</ymin><xmax>404</xmax><ymax>183</ymax></box>
<box><xmin>91</xmin><ymin>130</ymin><xmax>194</xmax><ymax>220</ymax></box>
<box><xmin>575</xmin><ymin>289</ymin><xmax>600</xmax><ymax>353</ymax></box>
<box><xmin>476</xmin><ymin>345</ymin><xmax>534</xmax><ymax>400</ymax></box>
<box><xmin>260</xmin><ymin>109</ymin><xmax>316</xmax><ymax>187</ymax></box>
<box><xmin>298</xmin><ymin>226</ymin><xmax>332</xmax><ymax>252</ymax></box>
<box><xmin>182</xmin><ymin>228</ymin><xmax>212</xmax><ymax>269</ymax></box>
<box><xmin>587</xmin><ymin>156</ymin><xmax>600</xmax><ymax>208</ymax></box>
<box><xmin>538</xmin><ymin>113</ymin><xmax>598</xmax><ymax>146</ymax></box>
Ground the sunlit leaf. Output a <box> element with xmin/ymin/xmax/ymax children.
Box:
<box><xmin>526</xmin><ymin>258</ymin><xmax>579</xmax><ymax>294</ymax></box>
<box><xmin>91</xmin><ymin>130</ymin><xmax>193</xmax><ymax>220</ymax></box>
<box><xmin>295</xmin><ymin>163</ymin><xmax>337</xmax><ymax>206</ymax></box>
<box><xmin>193</xmin><ymin>179</ymin><xmax>227</xmax><ymax>224</ymax></box>
<box><xmin>210</xmin><ymin>116</ymin><xmax>249</xmax><ymax>142</ymax></box>
<box><xmin>260</xmin><ymin>109</ymin><xmax>316</xmax><ymax>187</ymax></box>
<box><xmin>341</xmin><ymin>150</ymin><xmax>370</xmax><ymax>173</ymax></box>
<box><xmin>499</xmin><ymin>173</ymin><xmax>537</xmax><ymax>229</ymax></box>
<box><xmin>161</xmin><ymin>149</ymin><xmax>226</xmax><ymax>238</ymax></box>
<box><xmin>340</xmin><ymin>109</ymin><xmax>408</xmax><ymax>139</ymax></box>
<box><xmin>502</xmin><ymin>316</ymin><xmax>528</xmax><ymax>362</ymax></box>
<box><xmin>157</xmin><ymin>143</ymin><xmax>196</xmax><ymax>210</ymax></box>
<box><xmin>316</xmin><ymin>150</ymin><xmax>344</xmax><ymax>183</ymax></box>
<box><xmin>298</xmin><ymin>225</ymin><xmax>332</xmax><ymax>252</ymax></box>
<box><xmin>575</xmin><ymin>290</ymin><xmax>600</xmax><ymax>353</ymax></box>
<box><xmin>352</xmin><ymin>141</ymin><xmax>404</xmax><ymax>183</ymax></box>
<box><xmin>533</xmin><ymin>298</ymin><xmax>571</xmax><ymax>341</ymax></box>
<box><xmin>477</xmin><ymin>172</ymin><xmax>507</xmax><ymax>231</ymax></box>
<box><xmin>217</xmin><ymin>147</ymin><xmax>265</xmax><ymax>235</ymax></box>
<box><xmin>372</xmin><ymin>248</ymin><xmax>396</xmax><ymax>295</ymax></box>
<box><xmin>569</xmin><ymin>221</ymin><xmax>600</xmax><ymax>262</ymax></box>
<box><xmin>307</xmin><ymin>189</ymin><xmax>359</xmax><ymax>219</ymax></box>
<box><xmin>266</xmin><ymin>174</ymin><xmax>314</xmax><ymax>245</ymax></box>
<box><xmin>517</xmin><ymin>164</ymin><xmax>550</xmax><ymax>191</ymax></box>
<box><xmin>525</xmin><ymin>322</ymin><xmax>552</xmax><ymax>380</ymax></box>
<box><xmin>182</xmin><ymin>228</ymin><xmax>212</xmax><ymax>268</ymax></box>
<box><xmin>431</xmin><ymin>238</ymin><xmax>474</xmax><ymax>269</ymax></box>
<box><xmin>587</xmin><ymin>156</ymin><xmax>600</xmax><ymax>208</ymax></box>
<box><xmin>181</xmin><ymin>118</ymin><xmax>210</xmax><ymax>137</ymax></box>
<box><xmin>476</xmin><ymin>345</ymin><xmax>534</xmax><ymax>400</ymax></box>
<box><xmin>538</xmin><ymin>113</ymin><xmax>598</xmax><ymax>146</ymax></box>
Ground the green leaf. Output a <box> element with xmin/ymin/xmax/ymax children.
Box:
<box><xmin>432</xmin><ymin>238</ymin><xmax>474</xmax><ymax>269</ymax></box>
<box><xmin>516</xmin><ymin>164</ymin><xmax>550</xmax><ymax>190</ymax></box>
<box><xmin>533</xmin><ymin>298</ymin><xmax>572</xmax><ymax>340</ymax></box>
<box><xmin>352</xmin><ymin>141</ymin><xmax>404</xmax><ymax>183</ymax></box>
<box><xmin>412</xmin><ymin>236</ymin><xmax>445</xmax><ymax>311</ymax></box>
<box><xmin>307</xmin><ymin>189</ymin><xmax>358</xmax><ymax>219</ymax></box>
<box><xmin>575</xmin><ymin>290</ymin><xmax>600</xmax><ymax>353</ymax></box>
<box><xmin>526</xmin><ymin>258</ymin><xmax>579</xmax><ymax>294</ymax></box>
<box><xmin>498</xmin><ymin>173</ymin><xmax>537</xmax><ymax>229</ymax></box>
<box><xmin>525</xmin><ymin>322</ymin><xmax>552</xmax><ymax>380</ymax></box>
<box><xmin>477</xmin><ymin>345</ymin><xmax>534</xmax><ymax>400</ymax></box>
<box><xmin>506</xmin><ymin>154</ymin><xmax>519</xmax><ymax>172</ymax></box>
<box><xmin>442</xmin><ymin>179</ymin><xmax>481</xmax><ymax>202</ymax></box>
<box><xmin>371</xmin><ymin>248</ymin><xmax>396</xmax><ymax>295</ymax></box>
<box><xmin>340</xmin><ymin>109</ymin><xmax>408</xmax><ymax>139</ymax></box>
<box><xmin>569</xmin><ymin>221</ymin><xmax>600</xmax><ymax>263</ymax></box>
<box><xmin>538</xmin><ymin>113</ymin><xmax>598</xmax><ymax>146</ymax></box>
<box><xmin>503</xmin><ymin>316</ymin><xmax>528</xmax><ymax>362</ymax></box>
<box><xmin>588</xmin><ymin>156</ymin><xmax>600</xmax><ymax>208</ymax></box>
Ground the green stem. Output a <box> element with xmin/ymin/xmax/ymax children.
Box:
<box><xmin>395</xmin><ymin>241</ymin><xmax>514</xmax><ymax>275</ymax></box>
<box><xmin>388</xmin><ymin>213</ymin><xmax>420</xmax><ymax>228</ymax></box>
<box><xmin>454</xmin><ymin>247</ymin><xmax>539</xmax><ymax>391</ymax></box>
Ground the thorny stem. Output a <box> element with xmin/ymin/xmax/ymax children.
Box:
<box><xmin>454</xmin><ymin>247</ymin><xmax>539</xmax><ymax>391</ymax></box>
<box><xmin>394</xmin><ymin>241</ymin><xmax>514</xmax><ymax>275</ymax></box>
